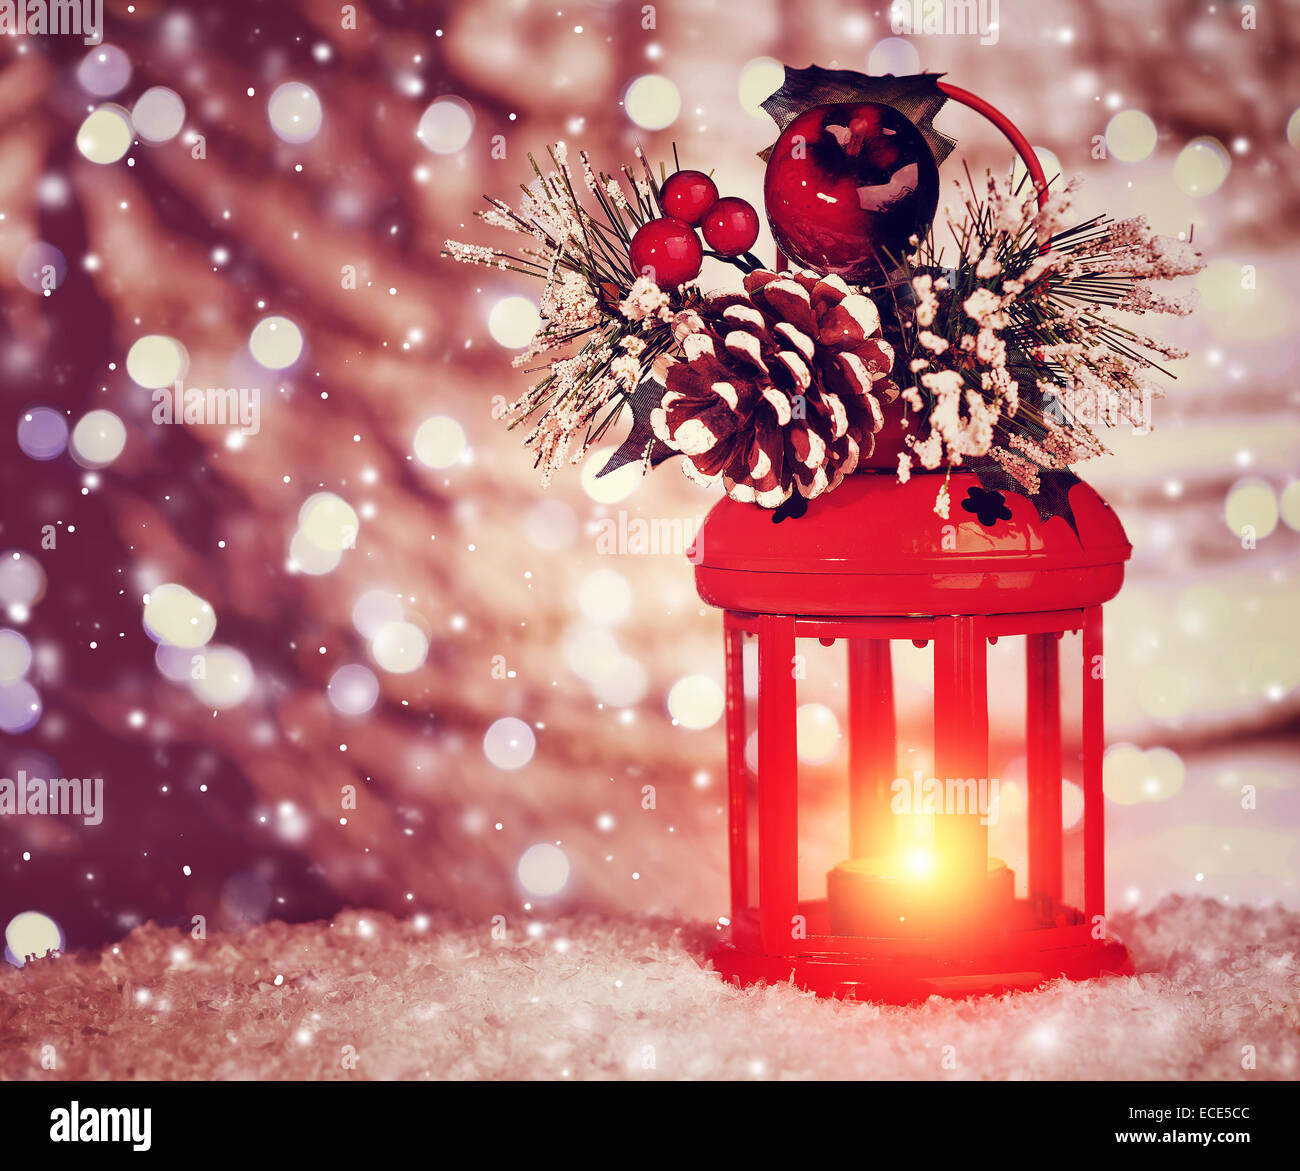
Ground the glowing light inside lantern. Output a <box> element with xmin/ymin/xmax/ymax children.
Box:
<box><xmin>902</xmin><ymin>846</ymin><xmax>936</xmax><ymax>879</ymax></box>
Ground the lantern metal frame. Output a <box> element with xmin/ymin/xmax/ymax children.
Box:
<box><xmin>709</xmin><ymin>607</ymin><xmax>1131</xmax><ymax>1001</ymax></box>
<box><xmin>693</xmin><ymin>89</ymin><xmax>1136</xmax><ymax>1000</ymax></box>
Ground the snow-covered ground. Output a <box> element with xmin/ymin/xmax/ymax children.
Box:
<box><xmin>3</xmin><ymin>896</ymin><xmax>1296</xmax><ymax>1080</ymax></box>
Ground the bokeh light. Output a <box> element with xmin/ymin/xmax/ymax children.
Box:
<box><xmin>796</xmin><ymin>702</ymin><xmax>840</xmax><ymax>764</ymax></box>
<box><xmin>413</xmin><ymin>416</ymin><xmax>468</xmax><ymax>469</ymax></box>
<box><xmin>191</xmin><ymin>646</ymin><xmax>255</xmax><ymax>708</ymax></box>
<box><xmin>585</xmin><ymin>654</ymin><xmax>648</xmax><ymax>707</ymax></box>
<box><xmin>487</xmin><ymin>295</ymin><xmax>540</xmax><ymax>348</ymax></box>
<box><xmin>1105</xmin><ymin>109</ymin><xmax>1158</xmax><ymax>163</ymax></box>
<box><xmin>1013</xmin><ymin>146</ymin><xmax>1064</xmax><ymax>191</ymax></box>
<box><xmin>298</xmin><ymin>492</ymin><xmax>359</xmax><ymax>553</ymax></box>
<box><xmin>1279</xmin><ymin>481</ymin><xmax>1300</xmax><ymax>532</ymax></box>
<box><xmin>132</xmin><ymin>86</ymin><xmax>186</xmax><ymax>143</ymax></box>
<box><xmin>76</xmin><ymin>45</ymin><xmax>131</xmax><ymax>96</ymax></box>
<box><xmin>1104</xmin><ymin>743</ymin><xmax>1186</xmax><ymax>804</ymax></box>
<box><xmin>249</xmin><ymin>315</ymin><xmax>304</xmax><ymax>369</ymax></box>
<box><xmin>666</xmin><ymin>674</ymin><xmax>724</xmax><ymax>729</ymax></box>
<box><xmin>624</xmin><ymin>75</ymin><xmax>680</xmax><ymax>130</ymax></box>
<box><xmin>328</xmin><ymin>664</ymin><xmax>381</xmax><ymax>716</ymax></box>
<box><xmin>738</xmin><ymin>57</ymin><xmax>784</xmax><ymax>119</ymax></box>
<box><xmin>268</xmin><ymin>81</ymin><xmax>323</xmax><ymax>143</ymax></box>
<box><xmin>484</xmin><ymin>716</ymin><xmax>536</xmax><ymax>769</ymax></box>
<box><xmin>0</xmin><ymin>628</ymin><xmax>32</xmax><ymax>682</ymax></box>
<box><xmin>0</xmin><ymin>551</ymin><xmax>47</xmax><ymax>614</ymax></box>
<box><xmin>5</xmin><ymin>911</ymin><xmax>63</xmax><ymax>965</ymax></box>
<box><xmin>1061</xmin><ymin>780</ymin><xmax>1085</xmax><ymax>829</ymax></box>
<box><xmin>16</xmin><ymin>242</ymin><xmax>67</xmax><ymax>294</ymax></box>
<box><xmin>1224</xmin><ymin>477</ymin><xmax>1278</xmax><ymax>541</ymax></box>
<box><xmin>351</xmin><ymin>590</ymin><xmax>404</xmax><ymax>639</ymax></box>
<box><xmin>76</xmin><ymin>105</ymin><xmax>133</xmax><ymax>164</ymax></box>
<box><xmin>17</xmin><ymin>408</ymin><xmax>69</xmax><ymax>461</ymax></box>
<box><xmin>517</xmin><ymin>843</ymin><xmax>569</xmax><ymax>895</ymax></box>
<box><xmin>70</xmin><ymin>410</ymin><xmax>127</xmax><ymax>468</ymax></box>
<box><xmin>126</xmin><ymin>334</ymin><xmax>188</xmax><ymax>388</ymax></box>
<box><xmin>0</xmin><ymin>680</ymin><xmax>42</xmax><ymax>734</ymax></box>
<box><xmin>867</xmin><ymin>37</ymin><xmax>921</xmax><ymax>76</ymax></box>
<box><xmin>1172</xmin><ymin>136</ymin><xmax>1230</xmax><ymax>196</ymax></box>
<box><xmin>288</xmin><ymin>529</ymin><xmax>343</xmax><ymax>576</ymax></box>
<box><xmin>416</xmin><ymin>97</ymin><xmax>474</xmax><ymax>154</ymax></box>
<box><xmin>580</xmin><ymin>446</ymin><xmax>640</xmax><ymax>503</ymax></box>
<box><xmin>143</xmin><ymin>583</ymin><xmax>216</xmax><ymax>648</ymax></box>
<box><xmin>369</xmin><ymin>620</ymin><xmax>429</xmax><ymax>674</ymax></box>
<box><xmin>577</xmin><ymin>568</ymin><xmax>632</xmax><ymax>625</ymax></box>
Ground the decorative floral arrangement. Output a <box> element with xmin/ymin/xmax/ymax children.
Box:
<box><xmin>886</xmin><ymin>169</ymin><xmax>1203</xmax><ymax>518</ymax></box>
<box><xmin>444</xmin><ymin>66</ymin><xmax>1204</xmax><ymax>523</ymax></box>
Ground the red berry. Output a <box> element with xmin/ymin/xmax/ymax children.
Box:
<box><xmin>764</xmin><ymin>101</ymin><xmax>938</xmax><ymax>282</ymax></box>
<box><xmin>629</xmin><ymin>217</ymin><xmax>703</xmax><ymax>288</ymax></box>
<box><xmin>701</xmin><ymin>196</ymin><xmax>760</xmax><ymax>257</ymax></box>
<box><xmin>658</xmin><ymin>170</ymin><xmax>719</xmax><ymax>226</ymax></box>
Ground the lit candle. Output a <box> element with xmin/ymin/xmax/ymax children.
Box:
<box><xmin>827</xmin><ymin>851</ymin><xmax>1014</xmax><ymax>938</ymax></box>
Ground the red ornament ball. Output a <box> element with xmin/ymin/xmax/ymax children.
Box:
<box><xmin>629</xmin><ymin>217</ymin><xmax>703</xmax><ymax>288</ymax></box>
<box><xmin>764</xmin><ymin>101</ymin><xmax>939</xmax><ymax>282</ymax></box>
<box><xmin>701</xmin><ymin>197</ymin><xmax>760</xmax><ymax>257</ymax></box>
<box><xmin>658</xmin><ymin>169</ymin><xmax>719</xmax><ymax>226</ymax></box>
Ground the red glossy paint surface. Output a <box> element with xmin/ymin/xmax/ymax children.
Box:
<box><xmin>693</xmin><ymin>471</ymin><xmax>1132</xmax><ymax>1000</ymax></box>
<box><xmin>763</xmin><ymin>101</ymin><xmax>939</xmax><ymax>282</ymax></box>
<box><xmin>692</xmin><ymin>471</ymin><xmax>1131</xmax><ymax>616</ymax></box>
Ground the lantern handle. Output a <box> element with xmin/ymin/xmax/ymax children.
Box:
<box><xmin>936</xmin><ymin>82</ymin><xmax>1050</xmax><ymax>210</ymax></box>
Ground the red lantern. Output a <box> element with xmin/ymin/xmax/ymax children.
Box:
<box><xmin>691</xmin><ymin>89</ymin><xmax>1133</xmax><ymax>1002</ymax></box>
<box><xmin>691</xmin><ymin>472</ymin><xmax>1134</xmax><ymax>1001</ymax></box>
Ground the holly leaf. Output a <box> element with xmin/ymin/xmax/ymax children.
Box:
<box><xmin>771</xmin><ymin>493</ymin><xmax>809</xmax><ymax>523</ymax></box>
<box><xmin>969</xmin><ymin>459</ymin><xmax>1082</xmax><ymax>537</ymax></box>
<box><xmin>758</xmin><ymin>66</ymin><xmax>957</xmax><ymax>169</ymax></box>
<box><xmin>596</xmin><ymin>373</ymin><xmax>681</xmax><ymax>478</ymax></box>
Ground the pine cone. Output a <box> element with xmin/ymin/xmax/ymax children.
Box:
<box><xmin>652</xmin><ymin>270</ymin><xmax>898</xmax><ymax>507</ymax></box>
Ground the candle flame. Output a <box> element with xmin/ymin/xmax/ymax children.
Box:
<box><xmin>903</xmin><ymin>846</ymin><xmax>937</xmax><ymax>879</ymax></box>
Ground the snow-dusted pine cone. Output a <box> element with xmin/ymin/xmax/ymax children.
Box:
<box><xmin>652</xmin><ymin>270</ymin><xmax>897</xmax><ymax>507</ymax></box>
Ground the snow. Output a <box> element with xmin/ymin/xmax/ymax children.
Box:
<box><xmin>2</xmin><ymin>896</ymin><xmax>1295</xmax><ymax>1080</ymax></box>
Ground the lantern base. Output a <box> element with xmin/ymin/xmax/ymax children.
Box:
<box><xmin>706</xmin><ymin>930</ymin><xmax>1133</xmax><ymax>1004</ymax></box>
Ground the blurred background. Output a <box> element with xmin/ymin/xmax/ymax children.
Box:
<box><xmin>0</xmin><ymin>0</ymin><xmax>1298</xmax><ymax>961</ymax></box>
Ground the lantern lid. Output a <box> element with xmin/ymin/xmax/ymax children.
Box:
<box><xmin>691</xmin><ymin>470</ymin><xmax>1131</xmax><ymax>616</ymax></box>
